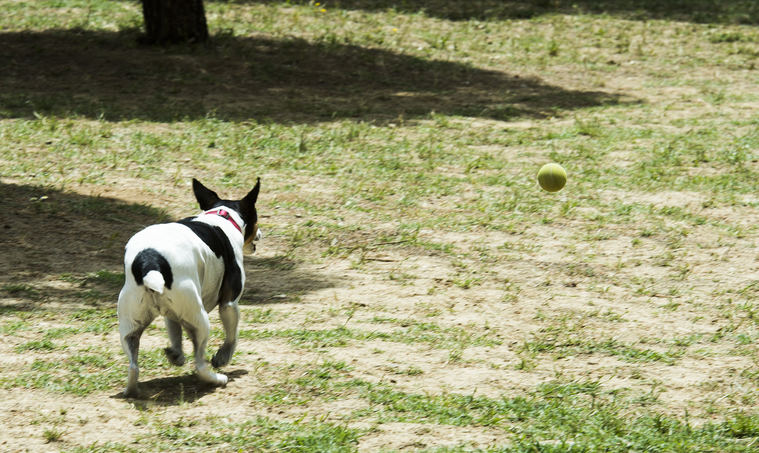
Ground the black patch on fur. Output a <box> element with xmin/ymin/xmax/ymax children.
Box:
<box><xmin>177</xmin><ymin>218</ymin><xmax>242</xmax><ymax>305</ymax></box>
<box><xmin>131</xmin><ymin>248</ymin><xmax>173</xmax><ymax>290</ymax></box>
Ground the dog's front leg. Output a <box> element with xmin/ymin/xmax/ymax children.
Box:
<box><xmin>164</xmin><ymin>318</ymin><xmax>186</xmax><ymax>366</ymax></box>
<box><xmin>212</xmin><ymin>301</ymin><xmax>239</xmax><ymax>368</ymax></box>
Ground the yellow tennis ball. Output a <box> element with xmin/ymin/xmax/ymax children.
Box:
<box><xmin>537</xmin><ymin>163</ymin><xmax>566</xmax><ymax>192</ymax></box>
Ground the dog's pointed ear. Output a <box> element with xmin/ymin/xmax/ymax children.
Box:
<box><xmin>193</xmin><ymin>178</ymin><xmax>220</xmax><ymax>211</ymax></box>
<box><xmin>242</xmin><ymin>178</ymin><xmax>261</xmax><ymax>207</ymax></box>
<box><xmin>241</xmin><ymin>178</ymin><xmax>260</xmax><ymax>227</ymax></box>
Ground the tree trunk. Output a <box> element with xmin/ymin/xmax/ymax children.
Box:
<box><xmin>141</xmin><ymin>0</ymin><xmax>209</xmax><ymax>44</ymax></box>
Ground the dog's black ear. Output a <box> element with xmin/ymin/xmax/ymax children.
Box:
<box><xmin>240</xmin><ymin>178</ymin><xmax>260</xmax><ymax>224</ymax></box>
<box><xmin>242</xmin><ymin>178</ymin><xmax>261</xmax><ymax>207</ymax></box>
<box><xmin>193</xmin><ymin>178</ymin><xmax>221</xmax><ymax>211</ymax></box>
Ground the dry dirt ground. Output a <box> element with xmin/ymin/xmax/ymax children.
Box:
<box><xmin>2</xmin><ymin>169</ymin><xmax>759</xmax><ymax>451</ymax></box>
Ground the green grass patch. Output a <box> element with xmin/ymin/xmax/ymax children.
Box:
<box><xmin>72</xmin><ymin>416</ymin><xmax>359</xmax><ymax>453</ymax></box>
<box><xmin>521</xmin><ymin>336</ymin><xmax>685</xmax><ymax>364</ymax></box>
<box><xmin>1</xmin><ymin>346</ymin><xmax>182</xmax><ymax>396</ymax></box>
<box><xmin>1</xmin><ymin>283</ymin><xmax>42</xmax><ymax>300</ymax></box>
<box><xmin>0</xmin><ymin>319</ymin><xmax>29</xmax><ymax>335</ymax></box>
<box><xmin>239</xmin><ymin>322</ymin><xmax>500</xmax><ymax>350</ymax></box>
<box><xmin>15</xmin><ymin>339</ymin><xmax>61</xmax><ymax>353</ymax></box>
<box><xmin>264</xmin><ymin>367</ymin><xmax>759</xmax><ymax>452</ymax></box>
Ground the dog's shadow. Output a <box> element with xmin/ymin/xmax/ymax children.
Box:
<box><xmin>111</xmin><ymin>369</ymin><xmax>248</xmax><ymax>406</ymax></box>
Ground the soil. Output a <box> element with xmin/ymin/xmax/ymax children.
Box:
<box><xmin>1</xmin><ymin>174</ymin><xmax>758</xmax><ymax>452</ymax></box>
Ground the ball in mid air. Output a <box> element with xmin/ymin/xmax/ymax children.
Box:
<box><xmin>537</xmin><ymin>163</ymin><xmax>566</xmax><ymax>192</ymax></box>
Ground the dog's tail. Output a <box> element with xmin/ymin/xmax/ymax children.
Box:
<box><xmin>142</xmin><ymin>271</ymin><xmax>165</xmax><ymax>294</ymax></box>
<box><xmin>131</xmin><ymin>248</ymin><xmax>173</xmax><ymax>294</ymax></box>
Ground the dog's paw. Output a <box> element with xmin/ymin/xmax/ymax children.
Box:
<box><xmin>198</xmin><ymin>368</ymin><xmax>228</xmax><ymax>387</ymax></box>
<box><xmin>210</xmin><ymin>354</ymin><xmax>224</xmax><ymax>369</ymax></box>
<box><xmin>211</xmin><ymin>343</ymin><xmax>234</xmax><ymax>368</ymax></box>
<box><xmin>123</xmin><ymin>386</ymin><xmax>140</xmax><ymax>399</ymax></box>
<box><xmin>164</xmin><ymin>347</ymin><xmax>186</xmax><ymax>366</ymax></box>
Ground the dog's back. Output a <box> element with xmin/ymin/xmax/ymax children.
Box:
<box><xmin>124</xmin><ymin>222</ymin><xmax>228</xmax><ymax>313</ymax></box>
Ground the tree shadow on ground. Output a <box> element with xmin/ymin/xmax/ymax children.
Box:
<box><xmin>0</xmin><ymin>181</ymin><xmax>169</xmax><ymax>282</ymax></box>
<box><xmin>228</xmin><ymin>0</ymin><xmax>759</xmax><ymax>24</ymax></box>
<box><xmin>112</xmin><ymin>369</ymin><xmax>249</xmax><ymax>405</ymax></box>
<box><xmin>0</xmin><ymin>29</ymin><xmax>630</xmax><ymax>124</ymax></box>
<box><xmin>241</xmin><ymin>255</ymin><xmax>328</xmax><ymax>305</ymax></box>
<box><xmin>0</xmin><ymin>181</ymin><xmax>334</xmax><ymax>311</ymax></box>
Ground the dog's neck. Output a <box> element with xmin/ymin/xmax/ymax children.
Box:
<box><xmin>204</xmin><ymin>208</ymin><xmax>242</xmax><ymax>233</ymax></box>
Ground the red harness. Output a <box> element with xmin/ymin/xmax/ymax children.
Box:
<box><xmin>205</xmin><ymin>209</ymin><xmax>242</xmax><ymax>233</ymax></box>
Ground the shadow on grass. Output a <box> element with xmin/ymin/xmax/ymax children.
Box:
<box><xmin>0</xmin><ymin>181</ymin><xmax>334</xmax><ymax>311</ymax></box>
<box><xmin>241</xmin><ymin>255</ymin><xmax>334</xmax><ymax>305</ymax></box>
<box><xmin>228</xmin><ymin>0</ymin><xmax>759</xmax><ymax>24</ymax></box>
<box><xmin>0</xmin><ymin>28</ymin><xmax>629</xmax><ymax>124</ymax></box>
<box><xmin>0</xmin><ymin>181</ymin><xmax>169</xmax><ymax>282</ymax></box>
<box><xmin>113</xmin><ymin>369</ymin><xmax>249</xmax><ymax>405</ymax></box>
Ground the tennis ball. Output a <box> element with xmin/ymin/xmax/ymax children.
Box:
<box><xmin>537</xmin><ymin>163</ymin><xmax>566</xmax><ymax>192</ymax></box>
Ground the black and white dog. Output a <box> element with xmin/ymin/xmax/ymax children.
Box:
<box><xmin>118</xmin><ymin>178</ymin><xmax>261</xmax><ymax>397</ymax></box>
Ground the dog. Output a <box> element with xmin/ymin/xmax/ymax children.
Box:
<box><xmin>117</xmin><ymin>178</ymin><xmax>261</xmax><ymax>397</ymax></box>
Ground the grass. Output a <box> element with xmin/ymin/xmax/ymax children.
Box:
<box><xmin>520</xmin><ymin>336</ymin><xmax>685</xmax><ymax>365</ymax></box>
<box><xmin>2</xmin><ymin>0</ymin><xmax>759</xmax><ymax>451</ymax></box>
<box><xmin>238</xmin><ymin>320</ymin><xmax>501</xmax><ymax>350</ymax></box>
<box><xmin>253</xmin><ymin>363</ymin><xmax>759</xmax><ymax>452</ymax></box>
<box><xmin>69</xmin><ymin>416</ymin><xmax>360</xmax><ymax>452</ymax></box>
<box><xmin>43</xmin><ymin>426</ymin><xmax>66</xmax><ymax>443</ymax></box>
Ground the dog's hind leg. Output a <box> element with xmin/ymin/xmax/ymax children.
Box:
<box><xmin>185</xmin><ymin>309</ymin><xmax>228</xmax><ymax>387</ymax></box>
<box><xmin>118</xmin><ymin>288</ymin><xmax>153</xmax><ymax>398</ymax></box>
<box><xmin>212</xmin><ymin>301</ymin><xmax>239</xmax><ymax>368</ymax></box>
<box><xmin>174</xmin><ymin>282</ymin><xmax>228</xmax><ymax>386</ymax></box>
<box><xmin>120</xmin><ymin>326</ymin><xmax>145</xmax><ymax>398</ymax></box>
<box><xmin>164</xmin><ymin>318</ymin><xmax>186</xmax><ymax>366</ymax></box>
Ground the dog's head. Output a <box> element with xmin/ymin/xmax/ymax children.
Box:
<box><xmin>192</xmin><ymin>178</ymin><xmax>262</xmax><ymax>254</ymax></box>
